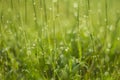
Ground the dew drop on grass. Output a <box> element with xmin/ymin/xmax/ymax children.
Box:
<box><xmin>6</xmin><ymin>20</ymin><xmax>10</xmax><ymax>24</ymax></box>
<box><xmin>105</xmin><ymin>55</ymin><xmax>110</xmax><ymax>62</ymax></box>
<box><xmin>34</xmin><ymin>17</ymin><xmax>37</xmax><ymax>21</ymax></box>
<box><xmin>98</xmin><ymin>9</ymin><xmax>101</xmax><ymax>13</ymax></box>
<box><xmin>106</xmin><ymin>48</ymin><xmax>110</xmax><ymax>52</ymax></box>
<box><xmin>27</xmin><ymin>50</ymin><xmax>31</xmax><ymax>56</ymax></box>
<box><xmin>88</xmin><ymin>48</ymin><xmax>93</xmax><ymax>52</ymax></box>
<box><xmin>49</xmin><ymin>7</ymin><xmax>52</xmax><ymax>11</ymax></box>
<box><xmin>117</xmin><ymin>37</ymin><xmax>120</xmax><ymax>41</ymax></box>
<box><xmin>60</xmin><ymin>46</ymin><xmax>64</xmax><ymax>50</ymax></box>
<box><xmin>2</xmin><ymin>47</ymin><xmax>10</xmax><ymax>52</ymax></box>
<box><xmin>0</xmin><ymin>73</ymin><xmax>1</xmax><ymax>77</ymax></box>
<box><xmin>53</xmin><ymin>0</ymin><xmax>57</xmax><ymax>3</ymax></box>
<box><xmin>18</xmin><ymin>27</ymin><xmax>22</xmax><ymax>31</ymax></box>
<box><xmin>73</xmin><ymin>2</ymin><xmax>78</xmax><ymax>9</ymax></box>
<box><xmin>104</xmin><ymin>18</ymin><xmax>107</xmax><ymax>22</ymax></box>
<box><xmin>33</xmin><ymin>2</ymin><xmax>36</xmax><ymax>6</ymax></box>
<box><xmin>74</xmin><ymin>12</ymin><xmax>77</xmax><ymax>17</ymax></box>
<box><xmin>8</xmin><ymin>8</ymin><xmax>12</xmax><ymax>12</ymax></box>
<box><xmin>20</xmin><ymin>49</ymin><xmax>23</xmax><ymax>52</ymax></box>
<box><xmin>107</xmin><ymin>43</ymin><xmax>111</xmax><ymax>48</ymax></box>
<box><xmin>65</xmin><ymin>47</ymin><xmax>69</xmax><ymax>52</ymax></box>
<box><xmin>83</xmin><ymin>15</ymin><xmax>88</xmax><ymax>18</ymax></box>
<box><xmin>104</xmin><ymin>71</ymin><xmax>109</xmax><ymax>76</ymax></box>
<box><xmin>67</xmin><ymin>30</ymin><xmax>71</xmax><ymax>35</ymax></box>
<box><xmin>33</xmin><ymin>43</ymin><xmax>36</xmax><ymax>47</ymax></box>
<box><xmin>108</xmin><ymin>25</ymin><xmax>113</xmax><ymax>31</ymax></box>
<box><xmin>56</xmin><ymin>14</ymin><xmax>60</xmax><ymax>17</ymax></box>
<box><xmin>96</xmin><ymin>78</ymin><xmax>101</xmax><ymax>80</ymax></box>
<box><xmin>60</xmin><ymin>54</ymin><xmax>64</xmax><ymax>58</ymax></box>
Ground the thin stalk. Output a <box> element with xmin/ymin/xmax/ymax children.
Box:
<box><xmin>104</xmin><ymin>0</ymin><xmax>108</xmax><ymax>51</ymax></box>
<box><xmin>76</xmin><ymin>0</ymin><xmax>82</xmax><ymax>76</ymax></box>
<box><xmin>102</xmin><ymin>0</ymin><xmax>108</xmax><ymax>49</ymax></box>
<box><xmin>88</xmin><ymin>0</ymin><xmax>90</xmax><ymax>14</ymax></box>
<box><xmin>0</xmin><ymin>10</ymin><xmax>3</xmax><ymax>37</ymax></box>
<box><xmin>66</xmin><ymin>0</ymin><xmax>70</xmax><ymax>17</ymax></box>
<box><xmin>32</xmin><ymin>0</ymin><xmax>38</xmax><ymax>26</ymax></box>
<box><xmin>39</xmin><ymin>0</ymin><xmax>43</xmax><ymax>8</ymax></box>
<box><xmin>43</xmin><ymin>0</ymin><xmax>47</xmax><ymax>24</ymax></box>
<box><xmin>86</xmin><ymin>0</ymin><xmax>91</xmax><ymax>28</ymax></box>
<box><xmin>39</xmin><ymin>0</ymin><xmax>46</xmax><ymax>76</ymax></box>
<box><xmin>25</xmin><ymin>0</ymin><xmax>27</xmax><ymax>24</ymax></box>
<box><xmin>39</xmin><ymin>0</ymin><xmax>43</xmax><ymax>37</ymax></box>
<box><xmin>77</xmin><ymin>0</ymin><xmax>82</xmax><ymax>61</ymax></box>
<box><xmin>57</xmin><ymin>0</ymin><xmax>59</xmax><ymax>14</ymax></box>
<box><xmin>87</xmin><ymin>0</ymin><xmax>95</xmax><ymax>53</ymax></box>
<box><xmin>52</xmin><ymin>1</ymin><xmax>56</xmax><ymax>79</ymax></box>
<box><xmin>104</xmin><ymin>0</ymin><xmax>108</xmax><ymax>44</ymax></box>
<box><xmin>10</xmin><ymin>0</ymin><xmax>13</xmax><ymax>9</ymax></box>
<box><xmin>17</xmin><ymin>0</ymin><xmax>21</xmax><ymax>26</ymax></box>
<box><xmin>0</xmin><ymin>11</ymin><xmax>3</xmax><ymax>41</ymax></box>
<box><xmin>0</xmin><ymin>11</ymin><xmax>3</xmax><ymax>26</ymax></box>
<box><xmin>110</xmin><ymin>17</ymin><xmax>120</xmax><ymax>54</ymax></box>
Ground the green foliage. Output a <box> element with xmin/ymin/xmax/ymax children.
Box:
<box><xmin>0</xmin><ymin>0</ymin><xmax>120</xmax><ymax>80</ymax></box>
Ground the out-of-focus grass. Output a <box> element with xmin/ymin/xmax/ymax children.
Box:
<box><xmin>0</xmin><ymin>0</ymin><xmax>120</xmax><ymax>80</ymax></box>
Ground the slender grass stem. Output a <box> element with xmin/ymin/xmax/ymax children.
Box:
<box><xmin>87</xmin><ymin>0</ymin><xmax>95</xmax><ymax>53</ymax></box>
<box><xmin>88</xmin><ymin>0</ymin><xmax>90</xmax><ymax>13</ymax></box>
<box><xmin>102</xmin><ymin>0</ymin><xmax>108</xmax><ymax>53</ymax></box>
<box><xmin>57</xmin><ymin>0</ymin><xmax>59</xmax><ymax>14</ymax></box>
<box><xmin>43</xmin><ymin>0</ymin><xmax>47</xmax><ymax>24</ymax></box>
<box><xmin>52</xmin><ymin>1</ymin><xmax>56</xmax><ymax>79</ymax></box>
<box><xmin>66</xmin><ymin>0</ymin><xmax>70</xmax><ymax>17</ymax></box>
<box><xmin>38</xmin><ymin>0</ymin><xmax>43</xmax><ymax>37</ymax></box>
<box><xmin>32</xmin><ymin>0</ymin><xmax>38</xmax><ymax>27</ymax></box>
<box><xmin>105</xmin><ymin>0</ymin><xmax>108</xmax><ymax>40</ymax></box>
<box><xmin>25</xmin><ymin>0</ymin><xmax>27</xmax><ymax>24</ymax></box>
<box><xmin>77</xmin><ymin>0</ymin><xmax>82</xmax><ymax>61</ymax></box>
<box><xmin>10</xmin><ymin>0</ymin><xmax>13</xmax><ymax>9</ymax></box>
<box><xmin>0</xmin><ymin>11</ymin><xmax>3</xmax><ymax>38</ymax></box>
<box><xmin>110</xmin><ymin>17</ymin><xmax>120</xmax><ymax>53</ymax></box>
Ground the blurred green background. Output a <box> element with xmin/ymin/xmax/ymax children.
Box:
<box><xmin>0</xmin><ymin>0</ymin><xmax>120</xmax><ymax>80</ymax></box>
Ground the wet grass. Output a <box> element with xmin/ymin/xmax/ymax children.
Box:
<box><xmin>0</xmin><ymin>0</ymin><xmax>120</xmax><ymax>80</ymax></box>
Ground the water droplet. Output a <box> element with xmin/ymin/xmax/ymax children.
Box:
<box><xmin>20</xmin><ymin>49</ymin><xmax>23</xmax><ymax>52</ymax></box>
<box><xmin>33</xmin><ymin>43</ymin><xmax>36</xmax><ymax>47</ymax></box>
<box><xmin>83</xmin><ymin>15</ymin><xmax>87</xmax><ymax>18</ymax></box>
<box><xmin>53</xmin><ymin>0</ymin><xmax>57</xmax><ymax>3</ymax></box>
<box><xmin>104</xmin><ymin>71</ymin><xmax>109</xmax><ymax>76</ymax></box>
<box><xmin>49</xmin><ymin>7</ymin><xmax>52</xmax><ymax>11</ymax></box>
<box><xmin>60</xmin><ymin>54</ymin><xmax>64</xmax><ymax>58</ymax></box>
<box><xmin>27</xmin><ymin>50</ymin><xmax>31</xmax><ymax>56</ymax></box>
<box><xmin>105</xmin><ymin>55</ymin><xmax>110</xmax><ymax>62</ymax></box>
<box><xmin>107</xmin><ymin>25</ymin><xmax>113</xmax><ymax>31</ymax></box>
<box><xmin>106</xmin><ymin>48</ymin><xmax>110</xmax><ymax>52</ymax></box>
<box><xmin>98</xmin><ymin>9</ymin><xmax>101</xmax><ymax>13</ymax></box>
<box><xmin>8</xmin><ymin>8</ymin><xmax>12</xmax><ymax>12</ymax></box>
<box><xmin>88</xmin><ymin>48</ymin><xmax>93</xmax><ymax>52</ymax></box>
<box><xmin>34</xmin><ymin>17</ymin><xmax>37</xmax><ymax>21</ymax></box>
<box><xmin>96</xmin><ymin>78</ymin><xmax>101</xmax><ymax>80</ymax></box>
<box><xmin>74</xmin><ymin>12</ymin><xmax>77</xmax><ymax>17</ymax></box>
<box><xmin>104</xmin><ymin>18</ymin><xmax>107</xmax><ymax>22</ymax></box>
<box><xmin>33</xmin><ymin>2</ymin><xmax>36</xmax><ymax>5</ymax></box>
<box><xmin>65</xmin><ymin>47</ymin><xmax>69</xmax><ymax>52</ymax></box>
<box><xmin>6</xmin><ymin>20</ymin><xmax>10</xmax><ymax>24</ymax></box>
<box><xmin>117</xmin><ymin>37</ymin><xmax>120</xmax><ymax>41</ymax></box>
<box><xmin>107</xmin><ymin>43</ymin><xmax>111</xmax><ymax>48</ymax></box>
<box><xmin>73</xmin><ymin>2</ymin><xmax>78</xmax><ymax>9</ymax></box>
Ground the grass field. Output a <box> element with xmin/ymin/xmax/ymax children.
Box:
<box><xmin>0</xmin><ymin>0</ymin><xmax>120</xmax><ymax>80</ymax></box>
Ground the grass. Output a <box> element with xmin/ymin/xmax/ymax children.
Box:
<box><xmin>0</xmin><ymin>0</ymin><xmax>120</xmax><ymax>80</ymax></box>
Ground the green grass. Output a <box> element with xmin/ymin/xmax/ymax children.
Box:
<box><xmin>0</xmin><ymin>0</ymin><xmax>120</xmax><ymax>80</ymax></box>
